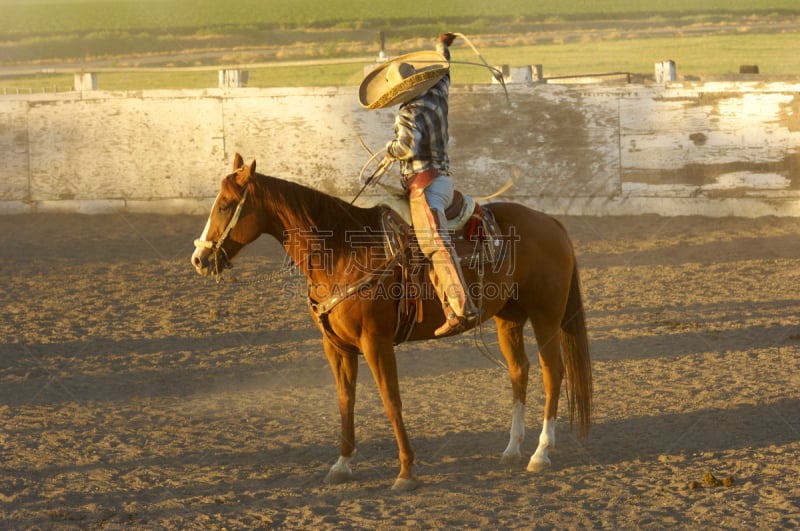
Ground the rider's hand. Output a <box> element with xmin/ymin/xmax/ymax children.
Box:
<box><xmin>438</xmin><ymin>33</ymin><xmax>457</xmax><ymax>47</ymax></box>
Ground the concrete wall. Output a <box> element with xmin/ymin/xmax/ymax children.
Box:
<box><xmin>1</xmin><ymin>81</ymin><xmax>799</xmax><ymax>216</ymax></box>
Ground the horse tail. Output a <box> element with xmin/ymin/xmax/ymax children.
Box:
<box><xmin>561</xmin><ymin>260</ymin><xmax>593</xmax><ymax>439</ymax></box>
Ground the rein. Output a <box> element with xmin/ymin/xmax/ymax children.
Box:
<box><xmin>307</xmin><ymin>252</ymin><xmax>400</xmax><ymax>317</ymax></box>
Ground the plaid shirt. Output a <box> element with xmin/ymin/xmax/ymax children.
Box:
<box><xmin>386</xmin><ymin>42</ymin><xmax>451</xmax><ymax>179</ymax></box>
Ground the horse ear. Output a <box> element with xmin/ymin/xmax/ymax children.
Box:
<box><xmin>235</xmin><ymin>159</ymin><xmax>256</xmax><ymax>186</ymax></box>
<box><xmin>233</xmin><ymin>152</ymin><xmax>244</xmax><ymax>170</ymax></box>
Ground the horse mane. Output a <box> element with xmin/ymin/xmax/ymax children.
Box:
<box><xmin>227</xmin><ymin>172</ymin><xmax>383</xmax><ymax>248</ymax></box>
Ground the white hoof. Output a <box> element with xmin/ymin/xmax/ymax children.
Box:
<box><xmin>527</xmin><ymin>417</ymin><xmax>556</xmax><ymax>472</ymax></box>
<box><xmin>527</xmin><ymin>452</ymin><xmax>551</xmax><ymax>472</ymax></box>
<box><xmin>324</xmin><ymin>454</ymin><xmax>354</xmax><ymax>485</ymax></box>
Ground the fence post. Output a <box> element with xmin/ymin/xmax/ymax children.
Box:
<box><xmin>510</xmin><ymin>66</ymin><xmax>532</xmax><ymax>83</ymax></box>
<box><xmin>654</xmin><ymin>60</ymin><xmax>676</xmax><ymax>83</ymax></box>
<box><xmin>219</xmin><ymin>69</ymin><xmax>248</xmax><ymax>88</ymax></box>
<box><xmin>493</xmin><ymin>65</ymin><xmax>541</xmax><ymax>84</ymax></box>
<box><xmin>492</xmin><ymin>64</ymin><xmax>510</xmax><ymax>84</ymax></box>
<box><xmin>377</xmin><ymin>31</ymin><xmax>388</xmax><ymax>62</ymax></box>
<box><xmin>74</xmin><ymin>72</ymin><xmax>97</xmax><ymax>91</ymax></box>
<box><xmin>532</xmin><ymin>64</ymin><xmax>544</xmax><ymax>83</ymax></box>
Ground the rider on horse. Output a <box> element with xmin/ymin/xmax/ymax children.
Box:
<box><xmin>359</xmin><ymin>32</ymin><xmax>480</xmax><ymax>336</ymax></box>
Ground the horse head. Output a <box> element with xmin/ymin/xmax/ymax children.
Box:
<box><xmin>191</xmin><ymin>153</ymin><xmax>259</xmax><ymax>276</ymax></box>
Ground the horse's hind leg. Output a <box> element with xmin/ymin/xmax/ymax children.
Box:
<box><xmin>527</xmin><ymin>319</ymin><xmax>564</xmax><ymax>472</ymax></box>
<box><xmin>495</xmin><ymin>311</ymin><xmax>530</xmax><ymax>465</ymax></box>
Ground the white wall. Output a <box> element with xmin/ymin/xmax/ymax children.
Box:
<box><xmin>1</xmin><ymin>82</ymin><xmax>799</xmax><ymax>216</ymax></box>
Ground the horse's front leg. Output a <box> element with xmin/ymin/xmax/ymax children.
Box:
<box><xmin>322</xmin><ymin>337</ymin><xmax>359</xmax><ymax>485</ymax></box>
<box><xmin>361</xmin><ymin>335</ymin><xmax>418</xmax><ymax>491</ymax></box>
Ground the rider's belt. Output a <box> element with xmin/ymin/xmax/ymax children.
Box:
<box><xmin>404</xmin><ymin>169</ymin><xmax>439</xmax><ymax>194</ymax></box>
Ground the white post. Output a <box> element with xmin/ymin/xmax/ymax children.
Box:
<box><xmin>73</xmin><ymin>72</ymin><xmax>97</xmax><ymax>91</ymax></box>
<box><xmin>493</xmin><ymin>65</ymin><xmax>538</xmax><ymax>84</ymax></box>
<box><xmin>218</xmin><ymin>69</ymin><xmax>248</xmax><ymax>88</ymax></box>
<box><xmin>511</xmin><ymin>66</ymin><xmax>533</xmax><ymax>83</ymax></box>
<box><xmin>655</xmin><ymin>60</ymin><xmax>676</xmax><ymax>83</ymax></box>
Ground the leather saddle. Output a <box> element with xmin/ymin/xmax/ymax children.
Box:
<box><xmin>374</xmin><ymin>190</ymin><xmax>505</xmax><ymax>344</ymax></box>
<box><xmin>378</xmin><ymin>190</ymin><xmax>503</xmax><ymax>266</ymax></box>
<box><xmin>378</xmin><ymin>189</ymin><xmax>476</xmax><ymax>232</ymax></box>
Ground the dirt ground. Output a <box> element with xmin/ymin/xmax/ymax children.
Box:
<box><xmin>1</xmin><ymin>212</ymin><xmax>799</xmax><ymax>529</ymax></box>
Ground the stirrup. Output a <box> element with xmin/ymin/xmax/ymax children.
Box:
<box><xmin>435</xmin><ymin>314</ymin><xmax>467</xmax><ymax>337</ymax></box>
<box><xmin>434</xmin><ymin>309</ymin><xmax>481</xmax><ymax>337</ymax></box>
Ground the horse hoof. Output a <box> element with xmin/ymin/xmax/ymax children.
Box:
<box><xmin>324</xmin><ymin>469</ymin><xmax>352</xmax><ymax>485</ymax></box>
<box><xmin>391</xmin><ymin>476</ymin><xmax>419</xmax><ymax>491</ymax></box>
<box><xmin>500</xmin><ymin>452</ymin><xmax>522</xmax><ymax>465</ymax></box>
<box><xmin>526</xmin><ymin>456</ymin><xmax>551</xmax><ymax>473</ymax></box>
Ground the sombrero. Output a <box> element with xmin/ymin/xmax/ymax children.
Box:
<box><xmin>358</xmin><ymin>50</ymin><xmax>449</xmax><ymax>110</ymax></box>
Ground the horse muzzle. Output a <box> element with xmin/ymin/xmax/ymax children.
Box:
<box><xmin>191</xmin><ymin>242</ymin><xmax>230</xmax><ymax>276</ymax></box>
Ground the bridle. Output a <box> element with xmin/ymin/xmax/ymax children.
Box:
<box><xmin>193</xmin><ymin>183</ymin><xmax>250</xmax><ymax>278</ymax></box>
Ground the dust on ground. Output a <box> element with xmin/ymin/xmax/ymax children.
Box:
<box><xmin>1</xmin><ymin>213</ymin><xmax>798</xmax><ymax>529</ymax></box>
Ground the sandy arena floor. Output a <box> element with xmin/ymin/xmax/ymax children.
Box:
<box><xmin>1</xmin><ymin>213</ymin><xmax>799</xmax><ymax>529</ymax></box>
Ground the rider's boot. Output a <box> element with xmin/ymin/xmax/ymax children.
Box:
<box><xmin>429</xmin><ymin>247</ymin><xmax>480</xmax><ymax>337</ymax></box>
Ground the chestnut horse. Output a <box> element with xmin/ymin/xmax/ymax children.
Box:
<box><xmin>191</xmin><ymin>153</ymin><xmax>592</xmax><ymax>491</ymax></box>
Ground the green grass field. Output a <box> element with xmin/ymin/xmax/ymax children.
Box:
<box><xmin>1</xmin><ymin>0</ymin><xmax>798</xmax><ymax>91</ymax></box>
<box><xmin>2</xmin><ymin>0</ymin><xmax>798</xmax><ymax>36</ymax></box>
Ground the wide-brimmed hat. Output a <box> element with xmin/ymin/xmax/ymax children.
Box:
<box><xmin>358</xmin><ymin>50</ymin><xmax>448</xmax><ymax>110</ymax></box>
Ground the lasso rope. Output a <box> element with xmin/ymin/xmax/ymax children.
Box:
<box><xmin>452</xmin><ymin>32</ymin><xmax>510</xmax><ymax>104</ymax></box>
